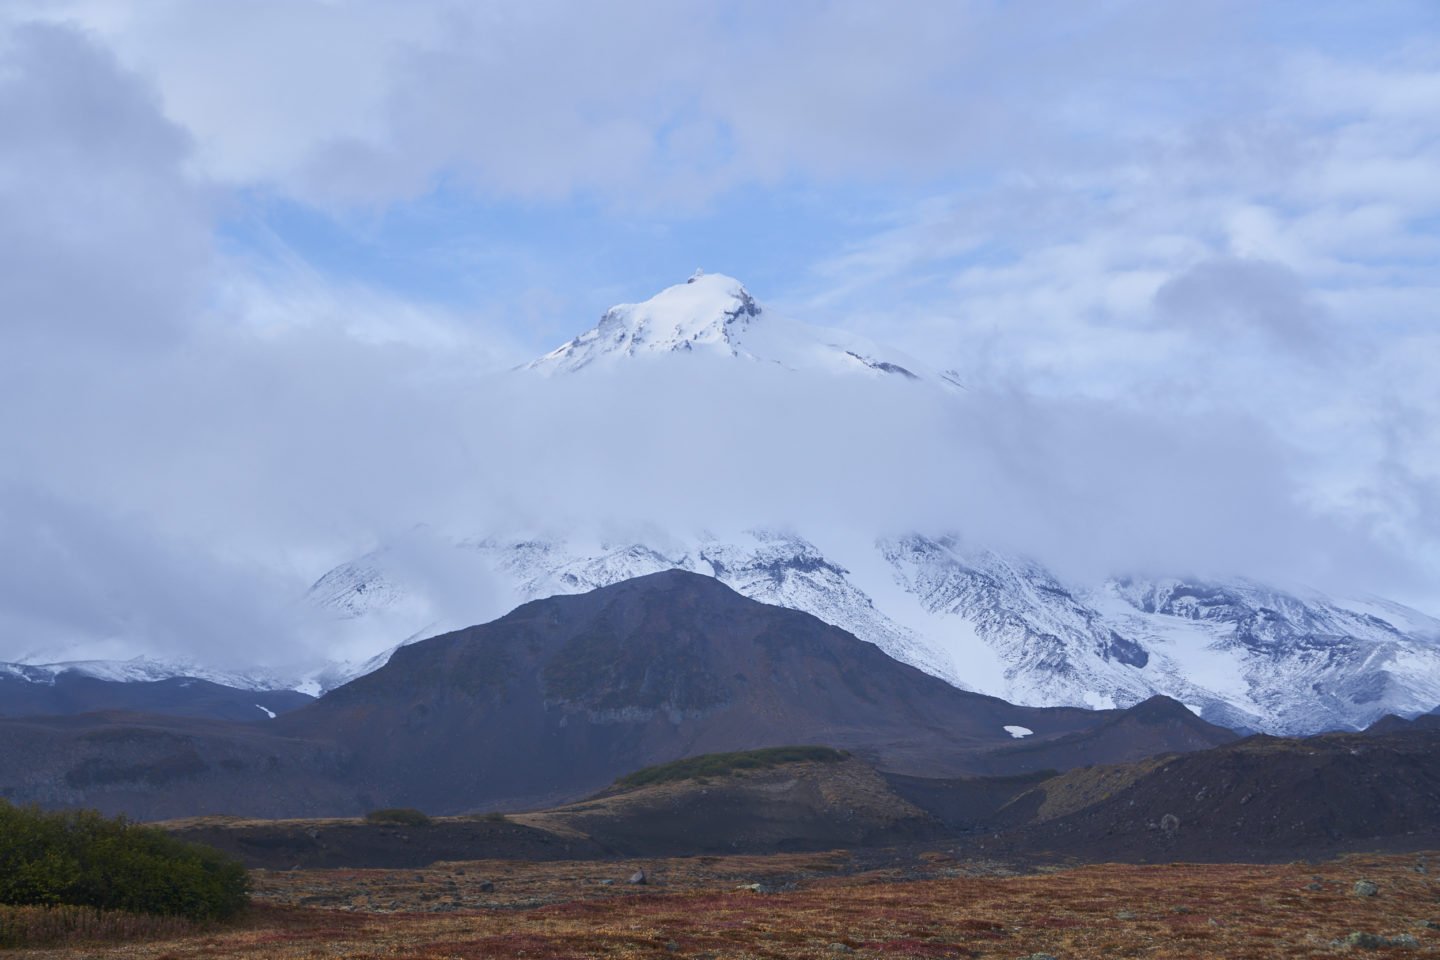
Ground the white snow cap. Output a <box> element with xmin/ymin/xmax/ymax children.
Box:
<box><xmin>526</xmin><ymin>273</ymin><xmax>933</xmax><ymax>381</ymax></box>
<box><xmin>528</xmin><ymin>272</ymin><xmax>761</xmax><ymax>371</ymax></box>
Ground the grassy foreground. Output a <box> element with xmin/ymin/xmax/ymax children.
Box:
<box><xmin>3</xmin><ymin>850</ymin><xmax>1437</xmax><ymax>958</ymax></box>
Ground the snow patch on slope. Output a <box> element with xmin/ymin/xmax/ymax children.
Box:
<box><xmin>6</xmin><ymin>656</ymin><xmax>290</xmax><ymax>693</ymax></box>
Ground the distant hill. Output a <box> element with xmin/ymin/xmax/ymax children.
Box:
<box><xmin>161</xmin><ymin>747</ymin><xmax>941</xmax><ymax>868</ymax></box>
<box><xmin>963</xmin><ymin>694</ymin><xmax>1238</xmax><ymax>777</ymax></box>
<box><xmin>0</xmin><ymin>710</ymin><xmax>357</xmax><ymax>817</ymax></box>
<box><xmin>1363</xmin><ymin>708</ymin><xmax>1440</xmax><ymax>735</ymax></box>
<box><xmin>163</xmin><ymin>724</ymin><xmax>1440</xmax><ymax>869</ymax></box>
<box><xmin>527</xmin><ymin>749</ymin><xmax>941</xmax><ymax>856</ymax></box>
<box><xmin>983</xmin><ymin>728</ymin><xmax>1440</xmax><ymax>861</ymax></box>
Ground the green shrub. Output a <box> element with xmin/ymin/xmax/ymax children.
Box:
<box><xmin>0</xmin><ymin>801</ymin><xmax>248</xmax><ymax>922</ymax></box>
<box><xmin>614</xmin><ymin>746</ymin><xmax>850</xmax><ymax>789</ymax></box>
<box><xmin>364</xmin><ymin>807</ymin><xmax>432</xmax><ymax>827</ymax></box>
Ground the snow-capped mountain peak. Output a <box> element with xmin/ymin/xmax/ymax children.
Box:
<box><xmin>527</xmin><ymin>272</ymin><xmax>932</xmax><ymax>381</ymax></box>
<box><xmin>527</xmin><ymin>272</ymin><xmax>760</xmax><ymax>371</ymax></box>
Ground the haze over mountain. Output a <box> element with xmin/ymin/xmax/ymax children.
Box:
<box><xmin>6</xmin><ymin>273</ymin><xmax>1435</xmax><ymax>735</ymax></box>
<box><xmin>297</xmin><ymin>276</ymin><xmax>1440</xmax><ymax>735</ymax></box>
<box><xmin>2</xmin><ymin>5</ymin><xmax>1438</xmax><ymax>746</ymax></box>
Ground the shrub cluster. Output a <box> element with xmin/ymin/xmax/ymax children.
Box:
<box><xmin>364</xmin><ymin>807</ymin><xmax>432</xmax><ymax>827</ymax></box>
<box><xmin>0</xmin><ymin>801</ymin><xmax>248</xmax><ymax>922</ymax></box>
<box><xmin>615</xmin><ymin>745</ymin><xmax>850</xmax><ymax>789</ymax></box>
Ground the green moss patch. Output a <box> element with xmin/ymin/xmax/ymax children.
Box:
<box><xmin>614</xmin><ymin>746</ymin><xmax>849</xmax><ymax>790</ymax></box>
<box><xmin>364</xmin><ymin>807</ymin><xmax>432</xmax><ymax>827</ymax></box>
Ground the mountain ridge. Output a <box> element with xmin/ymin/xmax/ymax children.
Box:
<box><xmin>309</xmin><ymin>530</ymin><xmax>1440</xmax><ymax>735</ymax></box>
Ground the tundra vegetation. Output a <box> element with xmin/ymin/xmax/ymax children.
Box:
<box><xmin>5</xmin><ymin>848</ymin><xmax>1438</xmax><ymax>957</ymax></box>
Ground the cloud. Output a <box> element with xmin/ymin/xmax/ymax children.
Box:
<box><xmin>781</xmin><ymin>41</ymin><xmax>1440</xmax><ymax>615</ymax></box>
<box><xmin>0</xmin><ymin>6</ymin><xmax>1436</xmax><ymax>673</ymax></box>
<box><xmin>0</xmin><ymin>1</ymin><xmax>1286</xmax><ymax>209</ymax></box>
<box><xmin>1153</xmin><ymin>257</ymin><xmax>1328</xmax><ymax>353</ymax></box>
<box><xmin>0</xmin><ymin>294</ymin><xmax>1409</xmax><ymax>667</ymax></box>
<box><xmin>0</xmin><ymin>21</ymin><xmax>210</xmax><ymax>346</ymax></box>
<box><xmin>0</xmin><ymin>485</ymin><xmax>311</xmax><ymax>665</ymax></box>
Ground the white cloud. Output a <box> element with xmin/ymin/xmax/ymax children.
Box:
<box><xmin>1153</xmin><ymin>257</ymin><xmax>1328</xmax><ymax>352</ymax></box>
<box><xmin>0</xmin><ymin>1</ymin><xmax>1307</xmax><ymax>208</ymax></box>
<box><xmin>0</xmin><ymin>21</ymin><xmax>210</xmax><ymax>346</ymax></box>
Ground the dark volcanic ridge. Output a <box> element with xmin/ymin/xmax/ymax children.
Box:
<box><xmin>980</xmin><ymin>727</ymin><xmax>1440</xmax><ymax>862</ymax></box>
<box><xmin>0</xmin><ymin>570</ymin><xmax>1233</xmax><ymax>820</ymax></box>
<box><xmin>0</xmin><ymin>670</ymin><xmax>312</xmax><ymax>722</ymax></box>
<box><xmin>1364</xmin><ymin>709</ymin><xmax>1440</xmax><ymax>735</ymax></box>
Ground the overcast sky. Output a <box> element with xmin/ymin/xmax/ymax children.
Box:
<box><xmin>1</xmin><ymin>1</ymin><xmax>1437</xmax><ymax>667</ymax></box>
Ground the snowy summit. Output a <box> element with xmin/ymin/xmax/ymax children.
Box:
<box><xmin>526</xmin><ymin>272</ymin><xmax>932</xmax><ymax>380</ymax></box>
